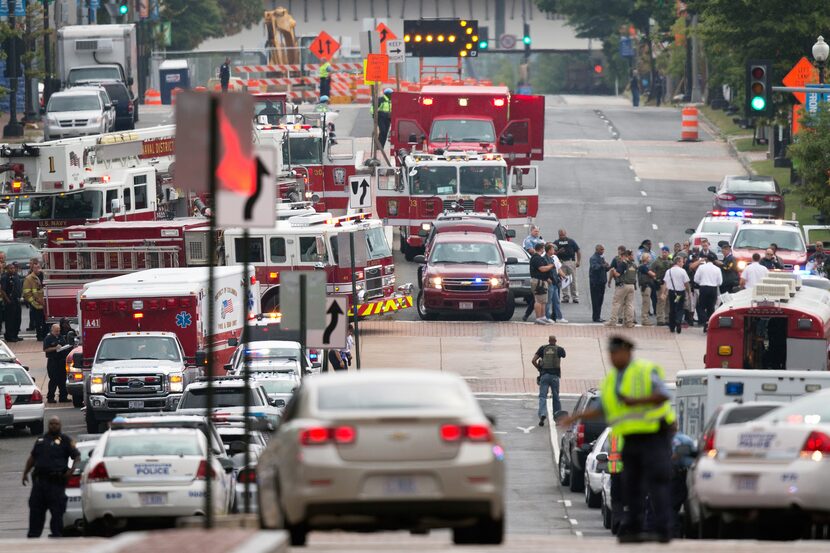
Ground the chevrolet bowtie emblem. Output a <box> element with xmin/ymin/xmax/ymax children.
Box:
<box><xmin>389</xmin><ymin>432</ymin><xmax>409</xmax><ymax>441</ymax></box>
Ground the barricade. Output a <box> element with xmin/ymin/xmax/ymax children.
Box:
<box><xmin>144</xmin><ymin>88</ymin><xmax>161</xmax><ymax>105</ymax></box>
<box><xmin>681</xmin><ymin>106</ymin><xmax>700</xmax><ymax>141</ymax></box>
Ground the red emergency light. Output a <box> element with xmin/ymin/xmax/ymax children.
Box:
<box><xmin>492</xmin><ymin>98</ymin><xmax>505</xmax><ymax>107</ymax></box>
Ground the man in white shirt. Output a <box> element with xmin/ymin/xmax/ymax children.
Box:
<box><xmin>740</xmin><ymin>253</ymin><xmax>769</xmax><ymax>289</ymax></box>
<box><xmin>664</xmin><ymin>256</ymin><xmax>691</xmax><ymax>334</ymax></box>
<box><xmin>694</xmin><ymin>253</ymin><xmax>723</xmax><ymax>333</ymax></box>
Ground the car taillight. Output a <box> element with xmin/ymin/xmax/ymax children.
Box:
<box><xmin>764</xmin><ymin>195</ymin><xmax>782</xmax><ymax>202</ymax></box>
<box><xmin>440</xmin><ymin>424</ymin><xmax>494</xmax><ymax>443</ymax></box>
<box><xmin>693</xmin><ymin>237</ymin><xmax>701</xmax><ymax>246</ymax></box>
<box><xmin>4</xmin><ymin>393</ymin><xmax>10</xmax><ymax>410</ymax></box>
<box><xmin>299</xmin><ymin>426</ymin><xmax>356</xmax><ymax>446</ymax></box>
<box><xmin>195</xmin><ymin>460</ymin><xmax>216</xmax><ymax>480</ymax></box>
<box><xmin>802</xmin><ymin>431</ymin><xmax>830</xmax><ymax>454</ymax></box>
<box><xmin>31</xmin><ymin>390</ymin><xmax>43</xmax><ymax>403</ymax></box>
<box><xmin>701</xmin><ymin>430</ymin><xmax>715</xmax><ymax>452</ymax></box>
<box><xmin>575</xmin><ymin>423</ymin><xmax>586</xmax><ymax>447</ymax></box>
<box><xmin>717</xmin><ymin>194</ymin><xmax>736</xmax><ymax>201</ymax></box>
<box><xmin>87</xmin><ymin>462</ymin><xmax>110</xmax><ymax>482</ymax></box>
<box><xmin>66</xmin><ymin>473</ymin><xmax>81</xmax><ymax>488</ymax></box>
<box><xmin>237</xmin><ymin>468</ymin><xmax>256</xmax><ymax>484</ymax></box>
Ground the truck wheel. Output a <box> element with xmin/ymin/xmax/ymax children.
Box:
<box><xmin>85</xmin><ymin>408</ymin><xmax>101</xmax><ymax>434</ymax></box>
<box><xmin>558</xmin><ymin>450</ymin><xmax>571</xmax><ymax>486</ymax></box>
<box><xmin>403</xmin><ymin>243</ymin><xmax>416</xmax><ymax>262</ymax></box>
<box><xmin>416</xmin><ymin>290</ymin><xmax>436</xmax><ymax>321</ymax></box>
<box><xmin>72</xmin><ymin>394</ymin><xmax>83</xmax><ymax>408</ymax></box>
<box><xmin>492</xmin><ymin>293</ymin><xmax>515</xmax><ymax>321</ymax></box>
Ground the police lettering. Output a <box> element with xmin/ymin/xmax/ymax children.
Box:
<box><xmin>134</xmin><ymin>463</ymin><xmax>171</xmax><ymax>476</ymax></box>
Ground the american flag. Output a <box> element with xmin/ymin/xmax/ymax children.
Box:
<box><xmin>221</xmin><ymin>299</ymin><xmax>234</xmax><ymax>319</ymax></box>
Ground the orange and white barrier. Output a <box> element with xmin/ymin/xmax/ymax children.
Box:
<box><xmin>681</xmin><ymin>106</ymin><xmax>700</xmax><ymax>142</ymax></box>
<box><xmin>144</xmin><ymin>88</ymin><xmax>161</xmax><ymax>105</ymax></box>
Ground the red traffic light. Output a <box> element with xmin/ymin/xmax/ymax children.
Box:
<box><xmin>751</xmin><ymin>66</ymin><xmax>765</xmax><ymax>79</ymax></box>
<box><xmin>594</xmin><ymin>64</ymin><xmax>603</xmax><ymax>74</ymax></box>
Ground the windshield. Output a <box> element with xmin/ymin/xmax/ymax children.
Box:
<box><xmin>364</xmin><ymin>226</ymin><xmax>392</xmax><ymax>259</ymax></box>
<box><xmin>733</xmin><ymin>228</ymin><xmax>805</xmax><ymax>252</ymax></box>
<box><xmin>284</xmin><ymin>137</ymin><xmax>322</xmax><ymax>165</ymax></box>
<box><xmin>47</xmin><ymin>94</ymin><xmax>101</xmax><ymax>112</ymax></box>
<box><xmin>256</xmin><ymin>379</ymin><xmax>297</xmax><ymax>394</ymax></box>
<box><xmin>460</xmin><ymin>166</ymin><xmax>507</xmax><ymax>195</ymax></box>
<box><xmin>95</xmin><ymin>337</ymin><xmax>182</xmax><ymax>363</ymax></box>
<box><xmin>253</xmin><ymin>101</ymin><xmax>285</xmax><ymax>125</ymax></box>
<box><xmin>0</xmin><ymin>242</ymin><xmax>39</xmax><ymax>262</ymax></box>
<box><xmin>701</xmin><ymin>221</ymin><xmax>740</xmax><ymax>234</ymax></box>
<box><xmin>725</xmin><ymin>179</ymin><xmax>777</xmax><ymax>194</ymax></box>
<box><xmin>430</xmin><ymin>119</ymin><xmax>496</xmax><ymax>143</ymax></box>
<box><xmin>758</xmin><ymin>391</ymin><xmax>830</xmax><ymax>424</ymax></box>
<box><xmin>318</xmin><ymin>381</ymin><xmax>469</xmax><ymax>411</ymax></box>
<box><xmin>410</xmin><ymin>166</ymin><xmax>457</xmax><ymax>196</ymax></box>
<box><xmin>722</xmin><ymin>405</ymin><xmax>780</xmax><ymax>425</ymax></box>
<box><xmin>68</xmin><ymin>67</ymin><xmax>121</xmax><ymax>85</ymax></box>
<box><xmin>0</xmin><ymin>366</ymin><xmax>30</xmax><ymax>385</ymax></box>
<box><xmin>179</xmin><ymin>387</ymin><xmax>264</xmax><ymax>409</ymax></box>
<box><xmin>246</xmin><ymin>347</ymin><xmax>300</xmax><ymax>361</ymax></box>
<box><xmin>54</xmin><ymin>190</ymin><xmax>103</xmax><ymax>220</ymax></box>
<box><xmin>0</xmin><ymin>212</ymin><xmax>10</xmax><ymax>230</ymax></box>
<box><xmin>104</xmin><ymin>433</ymin><xmax>202</xmax><ymax>457</ymax></box>
<box><xmin>430</xmin><ymin>241</ymin><xmax>502</xmax><ymax>265</ymax></box>
<box><xmin>13</xmin><ymin>196</ymin><xmax>54</xmax><ymax>220</ymax></box>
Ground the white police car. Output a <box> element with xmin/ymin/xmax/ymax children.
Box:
<box><xmin>81</xmin><ymin>427</ymin><xmax>234</xmax><ymax>532</ymax></box>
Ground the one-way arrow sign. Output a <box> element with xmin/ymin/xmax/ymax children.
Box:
<box><xmin>349</xmin><ymin>175</ymin><xmax>372</xmax><ymax>209</ymax></box>
<box><xmin>386</xmin><ymin>39</ymin><xmax>405</xmax><ymax>64</ymax></box>
<box><xmin>307</xmin><ymin>297</ymin><xmax>348</xmax><ymax>349</ymax></box>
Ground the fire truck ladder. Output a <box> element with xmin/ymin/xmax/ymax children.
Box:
<box><xmin>44</xmin><ymin>244</ymin><xmax>182</xmax><ymax>279</ymax></box>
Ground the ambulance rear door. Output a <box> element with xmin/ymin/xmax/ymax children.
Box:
<box><xmin>502</xmin><ymin>94</ymin><xmax>545</xmax><ymax>162</ymax></box>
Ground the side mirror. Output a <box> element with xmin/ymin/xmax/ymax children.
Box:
<box><xmin>413</xmin><ymin>255</ymin><xmax>426</xmax><ymax>264</ymax></box>
<box><xmin>72</xmin><ymin>352</ymin><xmax>84</xmax><ymax>368</ymax></box>
<box><xmin>218</xmin><ymin>457</ymin><xmax>235</xmax><ymax>473</ymax></box>
<box><xmin>685</xmin><ymin>228</ymin><xmax>695</xmax><ymax>235</ymax></box>
<box><xmin>194</xmin><ymin>350</ymin><xmax>207</xmax><ymax>366</ymax></box>
<box><xmin>707</xmin><ymin>186</ymin><xmax>717</xmax><ymax>193</ymax></box>
<box><xmin>228</xmin><ymin>440</ymin><xmax>246</xmax><ymax>456</ymax></box>
<box><xmin>105</xmin><ymin>103</ymin><xmax>113</xmax><ymax>110</ymax></box>
<box><xmin>223</xmin><ymin>363</ymin><xmax>232</xmax><ymax>372</ymax></box>
<box><xmin>127</xmin><ymin>77</ymin><xmax>134</xmax><ymax>86</ymax></box>
<box><xmin>595</xmin><ymin>452</ymin><xmax>609</xmax><ymax>462</ymax></box>
<box><xmin>227</xmin><ymin>337</ymin><xmax>238</xmax><ymax>347</ymax></box>
<box><xmin>505</xmin><ymin>229</ymin><xmax>517</xmax><ymax>239</ymax></box>
<box><xmin>505</xmin><ymin>257</ymin><xmax>518</xmax><ymax>265</ymax></box>
<box><xmin>272</xmin><ymin>398</ymin><xmax>286</xmax><ymax>408</ymax></box>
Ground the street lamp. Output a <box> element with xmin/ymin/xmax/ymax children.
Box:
<box><xmin>813</xmin><ymin>35</ymin><xmax>829</xmax><ymax>84</ymax></box>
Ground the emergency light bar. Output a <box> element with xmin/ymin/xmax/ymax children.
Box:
<box><xmin>709</xmin><ymin>210</ymin><xmax>752</xmax><ymax>218</ymax></box>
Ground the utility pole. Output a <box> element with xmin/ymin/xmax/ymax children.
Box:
<box><xmin>690</xmin><ymin>14</ymin><xmax>703</xmax><ymax>103</ymax></box>
<box><xmin>4</xmin><ymin>0</ymin><xmax>24</xmax><ymax>137</ymax></box>
<box><xmin>42</xmin><ymin>0</ymin><xmax>51</xmax><ymax>110</ymax></box>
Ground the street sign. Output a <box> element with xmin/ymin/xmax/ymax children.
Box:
<box><xmin>309</xmin><ymin>31</ymin><xmax>340</xmax><ymax>62</ymax></box>
<box><xmin>376</xmin><ymin>22</ymin><xmax>397</xmax><ymax>54</ymax></box>
<box><xmin>359</xmin><ymin>30</ymin><xmax>381</xmax><ymax>58</ymax></box>
<box><xmin>307</xmin><ymin>297</ymin><xmax>348</xmax><ymax>349</ymax></box>
<box><xmin>0</xmin><ymin>0</ymin><xmax>8</xmax><ymax>19</ymax></box>
<box><xmin>280</xmin><ymin>272</ymin><xmax>326</xmax><ymax>331</ymax></box>
<box><xmin>499</xmin><ymin>34</ymin><xmax>516</xmax><ymax>50</ymax></box>
<box><xmin>619</xmin><ymin>36</ymin><xmax>634</xmax><ymax>58</ymax></box>
<box><xmin>13</xmin><ymin>0</ymin><xmax>24</xmax><ymax>18</ymax></box>
<box><xmin>783</xmin><ymin>56</ymin><xmax>819</xmax><ymax>104</ymax></box>
<box><xmin>365</xmin><ymin>53</ymin><xmax>389</xmax><ymax>82</ymax></box>
<box><xmin>805</xmin><ymin>84</ymin><xmax>830</xmax><ymax>115</ymax></box>
<box><xmin>348</xmin><ymin>175</ymin><xmax>372</xmax><ymax>210</ymax></box>
<box><xmin>386</xmin><ymin>39</ymin><xmax>405</xmax><ymax>64</ymax></box>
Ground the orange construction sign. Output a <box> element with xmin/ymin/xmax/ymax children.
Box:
<box><xmin>783</xmin><ymin>56</ymin><xmax>819</xmax><ymax>104</ymax></box>
<box><xmin>376</xmin><ymin>22</ymin><xmax>397</xmax><ymax>54</ymax></box>
<box><xmin>365</xmin><ymin>53</ymin><xmax>389</xmax><ymax>83</ymax></box>
<box><xmin>309</xmin><ymin>31</ymin><xmax>340</xmax><ymax>62</ymax></box>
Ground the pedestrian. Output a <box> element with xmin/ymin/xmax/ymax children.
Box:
<box><xmin>630</xmin><ymin>70</ymin><xmax>641</xmax><ymax>107</ymax></box>
<box><xmin>559</xmin><ymin>336</ymin><xmax>675</xmax><ymax>543</ymax></box>
<box><xmin>683</xmin><ymin>250</ymin><xmax>701</xmax><ymax>327</ymax></box>
<box><xmin>739</xmin><ymin>253</ymin><xmax>769</xmax><ymax>288</ymax></box>
<box><xmin>523</xmin><ymin>225</ymin><xmax>544</xmax><ymax>252</ymax></box>
<box><xmin>809</xmin><ymin>241</ymin><xmax>827</xmax><ymax>276</ymax></box>
<box><xmin>664</xmin><ymin>256</ymin><xmax>690</xmax><ymax>334</ymax></box>
<box><xmin>760</xmin><ymin>248</ymin><xmax>783</xmax><ymax>270</ymax></box>
<box><xmin>58</xmin><ymin>318</ymin><xmax>76</xmax><ymax>339</ymax></box>
<box><xmin>219</xmin><ymin>57</ymin><xmax>231</xmax><ymax>92</ymax></box>
<box><xmin>22</xmin><ymin>415</ymin><xmax>80</xmax><ymax>538</ymax></box>
<box><xmin>609</xmin><ymin>245</ymin><xmax>627</xmax><ymax>324</ymax></box>
<box><xmin>1</xmin><ymin>263</ymin><xmax>23</xmax><ymax>342</ymax></box>
<box><xmin>23</xmin><ymin>259</ymin><xmax>45</xmax><ymax>341</ymax></box>
<box><xmin>544</xmin><ymin>243</ymin><xmax>567</xmax><ymax>323</ymax></box>
<box><xmin>698</xmin><ymin>238</ymin><xmax>715</xmax><ymax>259</ymax></box>
<box><xmin>606</xmin><ymin>250</ymin><xmax>636</xmax><ymax>328</ymax></box>
<box><xmin>637</xmin><ymin>253</ymin><xmax>656</xmax><ymax>326</ymax></box>
<box><xmin>694</xmin><ymin>253</ymin><xmax>722</xmax><ymax>333</ymax></box>
<box><xmin>371</xmin><ymin>88</ymin><xmax>393</xmax><ymax>147</ymax></box>
<box><xmin>340</xmin><ymin>324</ymin><xmax>354</xmax><ymax>367</ymax></box>
<box><xmin>589</xmin><ymin>244</ymin><xmax>610</xmax><ymax>323</ymax></box>
<box><xmin>529</xmin><ymin>242</ymin><xmax>556</xmax><ymax>325</ymax></box>
<box><xmin>636</xmin><ymin>240</ymin><xmax>652</xmax><ymax>263</ymax></box>
<box><xmin>318</xmin><ymin>59</ymin><xmax>333</xmax><ymax>98</ymax></box>
<box><xmin>555</xmin><ymin>229</ymin><xmax>581</xmax><ymax>304</ymax></box>
<box><xmin>651</xmin><ymin>247</ymin><xmax>672</xmax><ymax>326</ymax></box>
<box><xmin>718</xmin><ymin>244</ymin><xmax>740</xmax><ymax>293</ymax></box>
<box><xmin>671</xmin><ymin>243</ymin><xmax>682</xmax><ymax>259</ymax></box>
<box><xmin>653</xmin><ymin>72</ymin><xmax>664</xmax><ymax>107</ymax></box>
<box><xmin>327</xmin><ymin>347</ymin><xmax>346</xmax><ymax>371</ymax></box>
<box><xmin>532</xmin><ymin>335</ymin><xmax>565</xmax><ymax>427</ymax></box>
<box><xmin>43</xmin><ymin>324</ymin><xmax>68</xmax><ymax>403</ymax></box>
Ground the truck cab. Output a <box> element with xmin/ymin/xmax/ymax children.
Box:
<box><xmin>83</xmin><ymin>331</ymin><xmax>202</xmax><ymax>433</ymax></box>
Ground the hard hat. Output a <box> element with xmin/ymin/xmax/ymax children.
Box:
<box><xmin>319</xmin><ymin>95</ymin><xmax>330</xmax><ymax>103</ymax></box>
<box><xmin>383</xmin><ymin>87</ymin><xmax>394</xmax><ymax>95</ymax></box>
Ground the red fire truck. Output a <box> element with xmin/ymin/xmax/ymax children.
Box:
<box><xmin>705</xmin><ymin>274</ymin><xmax>830</xmax><ymax>371</ymax></box>
<box><xmin>389</xmin><ymin>85</ymin><xmax>545</xmax><ymax>164</ymax></box>
<box><xmin>375</xmin><ymin>151</ymin><xmax>537</xmax><ymax>260</ymax></box>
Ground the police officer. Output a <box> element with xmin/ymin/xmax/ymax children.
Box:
<box><xmin>560</xmin><ymin>336</ymin><xmax>675</xmax><ymax>543</ymax></box>
<box><xmin>531</xmin><ymin>335</ymin><xmax>566</xmax><ymax>426</ymax></box>
<box><xmin>318</xmin><ymin>60</ymin><xmax>333</xmax><ymax>98</ymax></box>
<box><xmin>22</xmin><ymin>416</ymin><xmax>80</xmax><ymax>538</ymax></box>
<box><xmin>219</xmin><ymin>57</ymin><xmax>231</xmax><ymax>92</ymax></box>
<box><xmin>43</xmin><ymin>323</ymin><xmax>69</xmax><ymax>403</ymax></box>
<box><xmin>371</xmin><ymin>88</ymin><xmax>393</xmax><ymax>147</ymax></box>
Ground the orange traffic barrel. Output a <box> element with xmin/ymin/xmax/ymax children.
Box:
<box><xmin>247</xmin><ymin>78</ymin><xmax>260</xmax><ymax>93</ymax></box>
<box><xmin>194</xmin><ymin>86</ymin><xmax>207</xmax><ymax>92</ymax></box>
<box><xmin>681</xmin><ymin>106</ymin><xmax>700</xmax><ymax>141</ymax></box>
<box><xmin>170</xmin><ymin>87</ymin><xmax>183</xmax><ymax>105</ymax></box>
<box><xmin>144</xmin><ymin>88</ymin><xmax>161</xmax><ymax>105</ymax></box>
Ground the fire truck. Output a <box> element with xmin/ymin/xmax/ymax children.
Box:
<box><xmin>0</xmin><ymin>125</ymin><xmax>176</xmax><ymax>240</ymax></box>
<box><xmin>705</xmin><ymin>273</ymin><xmax>830</xmax><ymax>371</ymax></box>
<box><xmin>375</xmin><ymin>150</ymin><xmax>537</xmax><ymax>260</ymax></box>
<box><xmin>389</xmin><ymin>85</ymin><xmax>545</xmax><ymax>164</ymax></box>
<box><xmin>223</xmin><ymin>212</ymin><xmax>412</xmax><ymax>316</ymax></box>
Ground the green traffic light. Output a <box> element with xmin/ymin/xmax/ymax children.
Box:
<box><xmin>119</xmin><ymin>4</ymin><xmax>128</xmax><ymax>15</ymax></box>
<box><xmin>750</xmin><ymin>96</ymin><xmax>766</xmax><ymax>111</ymax></box>
<box><xmin>523</xmin><ymin>36</ymin><xmax>531</xmax><ymax>45</ymax></box>
<box><xmin>479</xmin><ymin>40</ymin><xmax>488</xmax><ymax>49</ymax></box>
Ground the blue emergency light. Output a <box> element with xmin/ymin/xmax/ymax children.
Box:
<box><xmin>474</xmin><ymin>277</ymin><xmax>483</xmax><ymax>283</ymax></box>
<box><xmin>725</xmin><ymin>382</ymin><xmax>744</xmax><ymax>396</ymax></box>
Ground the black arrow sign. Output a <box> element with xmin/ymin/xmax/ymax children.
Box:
<box><xmin>323</xmin><ymin>300</ymin><xmax>343</xmax><ymax>344</ymax></box>
<box><xmin>379</xmin><ymin>28</ymin><xmax>389</xmax><ymax>43</ymax></box>
<box><xmin>359</xmin><ymin>179</ymin><xmax>370</xmax><ymax>205</ymax></box>
<box><xmin>389</xmin><ymin>48</ymin><xmax>402</xmax><ymax>55</ymax></box>
<box><xmin>244</xmin><ymin>158</ymin><xmax>270</xmax><ymax>221</ymax></box>
<box><xmin>317</xmin><ymin>40</ymin><xmax>324</xmax><ymax>55</ymax></box>
<box><xmin>325</xmin><ymin>39</ymin><xmax>332</xmax><ymax>55</ymax></box>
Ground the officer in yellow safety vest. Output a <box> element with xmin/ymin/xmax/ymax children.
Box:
<box><xmin>370</xmin><ymin>88</ymin><xmax>393</xmax><ymax>147</ymax></box>
<box><xmin>318</xmin><ymin>61</ymin><xmax>333</xmax><ymax>98</ymax></box>
<box><xmin>559</xmin><ymin>336</ymin><xmax>675</xmax><ymax>544</ymax></box>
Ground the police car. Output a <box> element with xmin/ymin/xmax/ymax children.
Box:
<box><xmin>0</xmin><ymin>362</ymin><xmax>45</xmax><ymax>434</ymax></box>
<box><xmin>81</xmin><ymin>427</ymin><xmax>234</xmax><ymax>531</ymax></box>
<box><xmin>176</xmin><ymin>377</ymin><xmax>282</xmax><ymax>428</ymax></box>
<box><xmin>63</xmin><ymin>435</ymin><xmax>99</xmax><ymax>534</ymax></box>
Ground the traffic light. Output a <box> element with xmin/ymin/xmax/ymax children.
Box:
<box><xmin>118</xmin><ymin>2</ymin><xmax>129</xmax><ymax>16</ymax></box>
<box><xmin>403</xmin><ymin>19</ymin><xmax>479</xmax><ymax>58</ymax></box>
<box><xmin>745</xmin><ymin>59</ymin><xmax>773</xmax><ymax>118</ymax></box>
<box><xmin>523</xmin><ymin>23</ymin><xmax>531</xmax><ymax>56</ymax></box>
<box><xmin>478</xmin><ymin>26</ymin><xmax>489</xmax><ymax>51</ymax></box>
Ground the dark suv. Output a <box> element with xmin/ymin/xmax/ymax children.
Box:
<box><xmin>76</xmin><ymin>80</ymin><xmax>135</xmax><ymax>130</ymax></box>
<box><xmin>558</xmin><ymin>388</ymin><xmax>607</xmax><ymax>493</ymax></box>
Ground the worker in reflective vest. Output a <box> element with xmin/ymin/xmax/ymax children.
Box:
<box><xmin>318</xmin><ymin>61</ymin><xmax>333</xmax><ymax>98</ymax></box>
<box><xmin>607</xmin><ymin>432</ymin><xmax>624</xmax><ymax>534</ymax></box>
<box><xmin>559</xmin><ymin>335</ymin><xmax>675</xmax><ymax>544</ymax></box>
<box><xmin>370</xmin><ymin>88</ymin><xmax>393</xmax><ymax>147</ymax></box>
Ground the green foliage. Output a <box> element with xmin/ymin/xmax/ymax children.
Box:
<box><xmin>161</xmin><ymin>0</ymin><xmax>263</xmax><ymax>51</ymax></box>
<box><xmin>787</xmin><ymin>105</ymin><xmax>830</xmax><ymax>216</ymax></box>
<box><xmin>536</xmin><ymin>0</ymin><xmax>674</xmax><ymax>39</ymax></box>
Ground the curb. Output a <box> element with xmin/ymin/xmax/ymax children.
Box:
<box><xmin>696</xmin><ymin>109</ymin><xmax>756</xmax><ymax>175</ymax></box>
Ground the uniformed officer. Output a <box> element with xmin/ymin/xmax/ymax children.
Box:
<box><xmin>22</xmin><ymin>416</ymin><xmax>80</xmax><ymax>538</ymax></box>
<box><xmin>371</xmin><ymin>88</ymin><xmax>393</xmax><ymax>147</ymax></box>
<box><xmin>318</xmin><ymin>60</ymin><xmax>333</xmax><ymax>97</ymax></box>
<box><xmin>559</xmin><ymin>336</ymin><xmax>675</xmax><ymax>543</ymax></box>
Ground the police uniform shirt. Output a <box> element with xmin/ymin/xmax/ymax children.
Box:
<box><xmin>32</xmin><ymin>433</ymin><xmax>79</xmax><ymax>478</ymax></box>
<box><xmin>43</xmin><ymin>334</ymin><xmax>65</xmax><ymax>370</ymax></box>
<box><xmin>554</xmin><ymin>238</ymin><xmax>579</xmax><ymax>262</ymax></box>
<box><xmin>535</xmin><ymin>345</ymin><xmax>566</xmax><ymax>377</ymax></box>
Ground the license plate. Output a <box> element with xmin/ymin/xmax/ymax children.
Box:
<box><xmin>384</xmin><ymin>476</ymin><xmax>416</xmax><ymax>495</ymax></box>
<box><xmin>733</xmin><ymin>475</ymin><xmax>758</xmax><ymax>492</ymax></box>
<box><xmin>742</xmin><ymin>199</ymin><xmax>758</xmax><ymax>206</ymax></box>
<box><xmin>139</xmin><ymin>492</ymin><xmax>167</xmax><ymax>506</ymax></box>
<box><xmin>459</xmin><ymin>302</ymin><xmax>474</xmax><ymax>310</ymax></box>
<box><xmin>128</xmin><ymin>400</ymin><xmax>144</xmax><ymax>409</ymax></box>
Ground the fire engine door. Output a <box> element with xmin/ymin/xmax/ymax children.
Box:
<box><xmin>508</xmin><ymin>94</ymin><xmax>545</xmax><ymax>161</ymax></box>
<box><xmin>375</xmin><ymin>166</ymin><xmax>405</xmax><ymax>221</ymax></box>
<box><xmin>389</xmin><ymin>91</ymin><xmax>425</xmax><ymax>151</ymax></box>
<box><xmin>509</xmin><ymin>166</ymin><xmax>538</xmax><ymax>193</ymax></box>
<box><xmin>326</xmin><ymin>137</ymin><xmax>355</xmax><ymax>162</ymax></box>
<box><xmin>498</xmin><ymin>119</ymin><xmax>532</xmax><ymax>162</ymax></box>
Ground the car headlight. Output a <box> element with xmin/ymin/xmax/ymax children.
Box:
<box><xmin>384</xmin><ymin>264</ymin><xmax>395</xmax><ymax>274</ymax></box>
<box><xmin>737</xmin><ymin>260</ymin><xmax>747</xmax><ymax>270</ymax></box>
<box><xmin>90</xmin><ymin>376</ymin><xmax>104</xmax><ymax>394</ymax></box>
<box><xmin>383</xmin><ymin>275</ymin><xmax>395</xmax><ymax>286</ymax></box>
<box><xmin>490</xmin><ymin>277</ymin><xmax>506</xmax><ymax>288</ymax></box>
<box><xmin>430</xmin><ymin>276</ymin><xmax>442</xmax><ymax>289</ymax></box>
<box><xmin>89</xmin><ymin>116</ymin><xmax>102</xmax><ymax>124</ymax></box>
<box><xmin>388</xmin><ymin>200</ymin><xmax>398</xmax><ymax>216</ymax></box>
<box><xmin>420</xmin><ymin>222</ymin><xmax>431</xmax><ymax>232</ymax></box>
<box><xmin>169</xmin><ymin>373</ymin><xmax>184</xmax><ymax>393</ymax></box>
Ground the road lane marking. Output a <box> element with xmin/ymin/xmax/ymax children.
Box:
<box><xmin>517</xmin><ymin>426</ymin><xmax>536</xmax><ymax>434</ymax></box>
<box><xmin>640</xmin><ymin>190</ymin><xmax>647</xmax><ymax>196</ymax></box>
<box><xmin>547</xmin><ymin>397</ymin><xmax>560</xmax><ymax>464</ymax></box>
<box><xmin>634</xmin><ymin>176</ymin><xmax>641</xmax><ymax>182</ymax></box>
<box><xmin>569</xmin><ymin>518</ymin><xmax>579</xmax><ymax>525</ymax></box>
<box><xmin>646</xmin><ymin>206</ymin><xmax>652</xmax><ymax>213</ymax></box>
<box><xmin>652</xmin><ymin>223</ymin><xmax>659</xmax><ymax>230</ymax></box>
<box><xmin>557</xmin><ymin>499</ymin><xmax>572</xmax><ymax>507</ymax></box>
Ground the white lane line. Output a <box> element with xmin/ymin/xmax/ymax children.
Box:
<box><xmin>557</xmin><ymin>499</ymin><xmax>572</xmax><ymax>507</ymax></box>
<box><xmin>646</xmin><ymin>206</ymin><xmax>652</xmax><ymax>213</ymax></box>
<box><xmin>547</xmin><ymin>396</ymin><xmax>560</xmax><ymax>464</ymax></box>
<box><xmin>640</xmin><ymin>190</ymin><xmax>647</xmax><ymax>196</ymax></box>
<box><xmin>652</xmin><ymin>223</ymin><xmax>659</xmax><ymax>230</ymax></box>
<box><xmin>634</xmin><ymin>176</ymin><xmax>641</xmax><ymax>182</ymax></box>
<box><xmin>517</xmin><ymin>425</ymin><xmax>536</xmax><ymax>434</ymax></box>
<box><xmin>575</xmin><ymin>531</ymin><xmax>584</xmax><ymax>538</ymax></box>
<box><xmin>569</xmin><ymin>518</ymin><xmax>579</xmax><ymax>526</ymax></box>
<box><xmin>628</xmin><ymin>164</ymin><xmax>634</xmax><ymax>170</ymax></box>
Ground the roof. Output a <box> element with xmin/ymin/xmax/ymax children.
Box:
<box><xmin>159</xmin><ymin>59</ymin><xmax>188</xmax><ymax>70</ymax></box>
<box><xmin>244</xmin><ymin>340</ymin><xmax>301</xmax><ymax>349</ymax></box>
<box><xmin>51</xmin><ymin>88</ymin><xmax>102</xmax><ymax>97</ymax></box>
<box><xmin>303</xmin><ymin>368</ymin><xmax>467</xmax><ymax>389</ymax></box>
<box><xmin>432</xmin><ymin>230</ymin><xmax>499</xmax><ymax>244</ymax></box>
<box><xmin>420</xmin><ymin>85</ymin><xmax>509</xmax><ymax>96</ymax></box>
<box><xmin>62</xmin><ymin>218</ymin><xmax>208</xmax><ymax>232</ymax></box>
<box><xmin>433</xmin><ymin>218</ymin><xmax>499</xmax><ymax>232</ymax></box>
<box><xmin>714</xmin><ymin>284</ymin><xmax>830</xmax><ymax>322</ymax></box>
<box><xmin>82</xmin><ymin>266</ymin><xmax>244</xmax><ymax>299</ymax></box>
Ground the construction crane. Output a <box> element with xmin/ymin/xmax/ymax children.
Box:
<box><xmin>264</xmin><ymin>7</ymin><xmax>299</xmax><ymax>66</ymax></box>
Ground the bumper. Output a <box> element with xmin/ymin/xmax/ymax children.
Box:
<box><xmin>87</xmin><ymin>394</ymin><xmax>182</xmax><ymax>420</ymax></box>
<box><xmin>12</xmin><ymin>403</ymin><xmax>45</xmax><ymax>424</ymax></box>
<box><xmin>235</xmin><ymin>486</ymin><xmax>258</xmax><ymax>513</ymax></box>
<box><xmin>423</xmin><ymin>288</ymin><xmax>509</xmax><ymax>314</ymax></box>
<box><xmin>587</xmin><ymin>470</ymin><xmax>604</xmax><ymax>494</ymax></box>
<box><xmin>45</xmin><ymin>124</ymin><xmax>101</xmax><ymax>139</ymax></box>
<box><xmin>694</xmin><ymin>456</ymin><xmax>830</xmax><ymax>512</ymax></box>
<box><xmin>281</xmin><ymin>446</ymin><xmax>504</xmax><ymax>526</ymax></box>
<box><xmin>0</xmin><ymin>413</ymin><xmax>13</xmax><ymax>427</ymax></box>
<box><xmin>349</xmin><ymin>294</ymin><xmax>413</xmax><ymax>317</ymax></box>
<box><xmin>83</xmin><ymin>481</ymin><xmax>224</xmax><ymax>521</ymax></box>
<box><xmin>509</xmin><ymin>283</ymin><xmax>532</xmax><ymax>300</ymax></box>
<box><xmin>405</xmin><ymin>234</ymin><xmax>424</xmax><ymax>248</ymax></box>
<box><xmin>714</xmin><ymin>203</ymin><xmax>784</xmax><ymax>218</ymax></box>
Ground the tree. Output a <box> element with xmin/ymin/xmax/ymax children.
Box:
<box><xmin>787</xmin><ymin>106</ymin><xmax>830</xmax><ymax>217</ymax></box>
<box><xmin>161</xmin><ymin>0</ymin><xmax>263</xmax><ymax>51</ymax></box>
<box><xmin>22</xmin><ymin>1</ymin><xmax>48</xmax><ymax>120</ymax></box>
